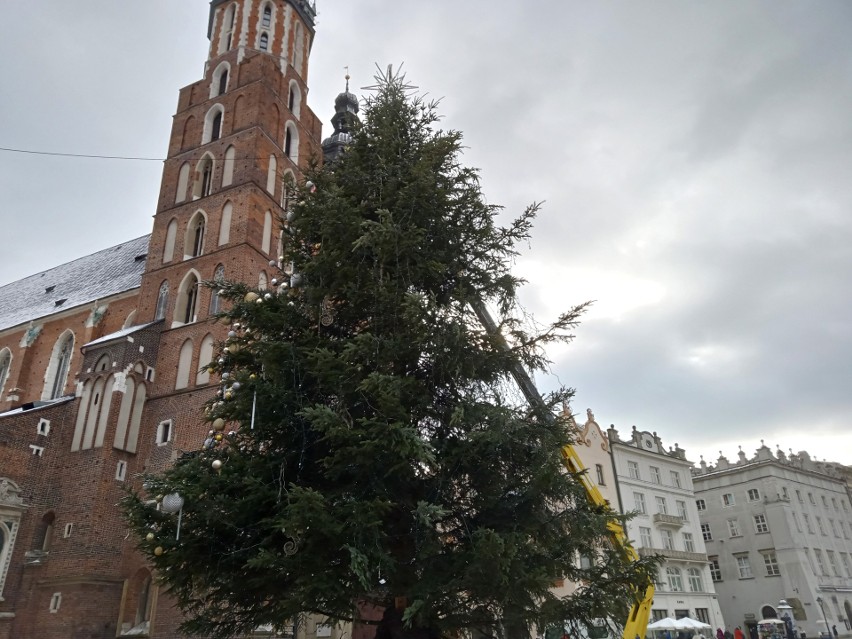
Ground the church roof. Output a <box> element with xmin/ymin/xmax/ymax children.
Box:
<box><xmin>0</xmin><ymin>235</ymin><xmax>150</xmax><ymax>334</ymax></box>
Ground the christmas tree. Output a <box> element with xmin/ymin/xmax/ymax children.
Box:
<box><xmin>124</xmin><ymin>70</ymin><xmax>657</xmax><ymax>639</ymax></box>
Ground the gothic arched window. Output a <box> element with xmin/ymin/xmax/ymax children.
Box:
<box><xmin>155</xmin><ymin>281</ymin><xmax>169</xmax><ymax>320</ymax></box>
<box><xmin>0</xmin><ymin>348</ymin><xmax>11</xmax><ymax>397</ymax></box>
<box><xmin>46</xmin><ymin>332</ymin><xmax>74</xmax><ymax>400</ymax></box>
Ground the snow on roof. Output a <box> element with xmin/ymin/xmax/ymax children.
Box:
<box><xmin>0</xmin><ymin>235</ymin><xmax>150</xmax><ymax>334</ymax></box>
<box><xmin>82</xmin><ymin>320</ymin><xmax>161</xmax><ymax>349</ymax></box>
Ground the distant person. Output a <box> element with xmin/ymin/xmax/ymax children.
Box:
<box><xmin>832</xmin><ymin>626</ymin><xmax>838</xmax><ymax>638</ymax></box>
<box><xmin>734</xmin><ymin>627</ymin><xmax>745</xmax><ymax>639</ymax></box>
<box><xmin>717</xmin><ymin>629</ymin><xmax>725</xmax><ymax>639</ymax></box>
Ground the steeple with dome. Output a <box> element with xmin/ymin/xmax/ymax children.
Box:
<box><xmin>322</xmin><ymin>72</ymin><xmax>361</xmax><ymax>162</ymax></box>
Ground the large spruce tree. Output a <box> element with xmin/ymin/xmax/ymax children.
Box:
<box><xmin>124</xmin><ymin>71</ymin><xmax>657</xmax><ymax>639</ymax></box>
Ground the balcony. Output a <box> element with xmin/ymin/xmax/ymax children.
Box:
<box><xmin>638</xmin><ymin>547</ymin><xmax>708</xmax><ymax>563</ymax></box>
<box><xmin>653</xmin><ymin>513</ymin><xmax>685</xmax><ymax>528</ymax></box>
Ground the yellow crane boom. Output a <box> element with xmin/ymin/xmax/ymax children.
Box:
<box><xmin>470</xmin><ymin>298</ymin><xmax>655</xmax><ymax>639</ymax></box>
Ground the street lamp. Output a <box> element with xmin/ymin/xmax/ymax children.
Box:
<box><xmin>816</xmin><ymin>597</ymin><xmax>829</xmax><ymax>639</ymax></box>
<box><xmin>778</xmin><ymin>600</ymin><xmax>795</xmax><ymax>639</ymax></box>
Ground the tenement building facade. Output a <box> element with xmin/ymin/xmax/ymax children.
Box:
<box><xmin>0</xmin><ymin>1</ymin><xmax>348</xmax><ymax>637</ymax></box>
<box><xmin>608</xmin><ymin>426</ymin><xmax>726</xmax><ymax>629</ymax></box>
<box><xmin>693</xmin><ymin>445</ymin><xmax>852</xmax><ymax>638</ymax></box>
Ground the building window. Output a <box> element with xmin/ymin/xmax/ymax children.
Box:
<box><xmin>156</xmin><ymin>420</ymin><xmax>173</xmax><ymax>445</ymax></box>
<box><xmin>709</xmin><ymin>557</ymin><xmax>722</xmax><ymax>581</ymax></box>
<box><xmin>796</xmin><ymin>489</ymin><xmax>803</xmax><ymax>502</ymax></box>
<box><xmin>49</xmin><ymin>592</ymin><xmax>62</xmax><ymax>613</ymax></box>
<box><xmin>655</xmin><ymin>496</ymin><xmax>668</xmax><ymax>515</ymax></box>
<box><xmin>728</xmin><ymin>519</ymin><xmax>741</xmax><ymax>537</ymax></box>
<box><xmin>696</xmin><ymin>498</ymin><xmax>706</xmax><ymax>511</ymax></box>
<box><xmin>701</xmin><ymin>523</ymin><xmax>712</xmax><ymax>541</ymax></box>
<box><xmin>827</xmin><ymin>550</ymin><xmax>840</xmax><ymax>576</ymax></box>
<box><xmin>748</xmin><ymin>488</ymin><xmax>760</xmax><ymax>501</ymax></box>
<box><xmin>650</xmin><ymin>466</ymin><xmax>661</xmax><ymax>484</ymax></box>
<box><xmin>174</xmin><ymin>273</ymin><xmax>200</xmax><ymax>326</ymax></box>
<box><xmin>37</xmin><ymin>418</ymin><xmax>50</xmax><ymax>436</ymax></box>
<box><xmin>792</xmin><ymin>513</ymin><xmax>802</xmax><ymax>532</ymax></box>
<box><xmin>262</xmin><ymin>4</ymin><xmax>272</xmax><ymax>27</ymax></box>
<box><xmin>30</xmin><ymin>445</ymin><xmax>45</xmax><ymax>457</ymax></box>
<box><xmin>155</xmin><ymin>281</ymin><xmax>169</xmax><ymax>320</ymax></box>
<box><xmin>639</xmin><ymin>527</ymin><xmax>652</xmax><ymax>548</ymax></box>
<box><xmin>63</xmin><ymin>523</ymin><xmax>73</xmax><ymax>538</ymax></box>
<box><xmin>210</xmin><ymin>265</ymin><xmax>225</xmax><ymax>315</ymax></box>
<box><xmin>259</xmin><ymin>31</ymin><xmax>269</xmax><ymax>51</ymax></box>
<box><xmin>211</xmin><ymin>62</ymin><xmax>230</xmax><ymax>98</ymax></box>
<box><xmin>661</xmin><ymin>529</ymin><xmax>674</xmax><ymax>550</ymax></box>
<box><xmin>186</xmin><ymin>212</ymin><xmax>207</xmax><ymax>258</ymax></box>
<box><xmin>816</xmin><ymin>516</ymin><xmax>827</xmax><ymax>536</ymax></box>
<box><xmin>194</xmin><ymin>155</ymin><xmax>215</xmax><ymax>199</ymax></box>
<box><xmin>831</xmin><ymin>497</ymin><xmax>838</xmax><ymax>510</ymax></box>
<box><xmin>762</xmin><ymin>551</ymin><xmax>780</xmax><ymax>576</ymax></box>
<box><xmin>814</xmin><ymin>548</ymin><xmax>827</xmax><ymax>575</ymax></box>
<box><xmin>116</xmin><ymin>460</ymin><xmax>127</xmax><ymax>481</ymax></box>
<box><xmin>633</xmin><ymin>492</ymin><xmax>646</xmax><ymax>515</ymax></box>
<box><xmin>266</xmin><ymin>155</ymin><xmax>278</xmax><ymax>195</ymax></box>
<box><xmin>219</xmin><ymin>3</ymin><xmax>236</xmax><ymax>53</ymax></box>
<box><xmin>804</xmin><ymin>513</ymin><xmax>814</xmax><ymax>534</ymax></box>
<box><xmin>840</xmin><ymin>552</ymin><xmax>851</xmax><ymax>577</ymax></box>
<box><xmin>821</xmin><ymin>495</ymin><xmax>828</xmax><ymax>508</ymax></box>
<box><xmin>782</xmin><ymin>486</ymin><xmax>789</xmax><ymax>499</ymax></box>
<box><xmin>830</xmin><ymin>519</ymin><xmax>839</xmax><ymax>538</ymax></box>
<box><xmin>283</xmin><ymin>122</ymin><xmax>299</xmax><ymax>164</ymax></box>
<box><xmin>0</xmin><ymin>348</ymin><xmax>11</xmax><ymax>396</ymax></box>
<box><xmin>670</xmin><ymin>470</ymin><xmax>681</xmax><ymax>488</ymax></box>
<box><xmin>628</xmin><ymin>461</ymin><xmax>640</xmax><ymax>480</ymax></box>
<box><xmin>666</xmin><ymin>567</ymin><xmax>683</xmax><ymax>591</ymax></box>
<box><xmin>722</xmin><ymin>493</ymin><xmax>735</xmax><ymax>507</ymax></box>
<box><xmin>695</xmin><ymin>609</ymin><xmax>710</xmax><ymax>625</ymax></box>
<box><xmin>288</xmin><ymin>81</ymin><xmax>301</xmax><ymax>118</ymax></box>
<box><xmin>754</xmin><ymin>513</ymin><xmax>769</xmax><ymax>534</ymax></box>
<box><xmin>683</xmin><ymin>532</ymin><xmax>695</xmax><ymax>553</ymax></box>
<box><xmin>46</xmin><ymin>332</ymin><xmax>74</xmax><ymax>400</ymax></box>
<box><xmin>808</xmin><ymin>493</ymin><xmax>815</xmax><ymax>505</ymax></box>
<box><xmin>676</xmin><ymin>500</ymin><xmax>688</xmax><ymax>521</ymax></box>
<box><xmin>652</xmin><ymin>610</ymin><xmax>669</xmax><ymax>622</ymax></box>
<box><xmin>595</xmin><ymin>464</ymin><xmax>605</xmax><ymax>485</ymax></box>
<box><xmin>687</xmin><ymin>567</ymin><xmax>703</xmax><ymax>592</ymax></box>
<box><xmin>736</xmin><ymin>554</ymin><xmax>753</xmax><ymax>579</ymax></box>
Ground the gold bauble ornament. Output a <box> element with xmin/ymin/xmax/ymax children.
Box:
<box><xmin>212</xmin><ymin>418</ymin><xmax>225</xmax><ymax>431</ymax></box>
<box><xmin>244</xmin><ymin>292</ymin><xmax>259</xmax><ymax>303</ymax></box>
<box><xmin>224</xmin><ymin>391</ymin><xmax>233</xmax><ymax>400</ymax></box>
<box><xmin>214</xmin><ymin>433</ymin><xmax>223</xmax><ymax>441</ymax></box>
<box><xmin>146</xmin><ymin>532</ymin><xmax>155</xmax><ymax>542</ymax></box>
<box><xmin>249</xmin><ymin>373</ymin><xmax>257</xmax><ymax>380</ymax></box>
<box><xmin>154</xmin><ymin>546</ymin><xmax>164</xmax><ymax>557</ymax></box>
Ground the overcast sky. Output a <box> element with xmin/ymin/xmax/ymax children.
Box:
<box><xmin>1</xmin><ymin>1</ymin><xmax>850</xmax><ymax>466</ymax></box>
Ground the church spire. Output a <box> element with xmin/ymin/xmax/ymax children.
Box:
<box><xmin>322</xmin><ymin>69</ymin><xmax>360</xmax><ymax>162</ymax></box>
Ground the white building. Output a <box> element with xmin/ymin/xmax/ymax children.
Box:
<box><xmin>693</xmin><ymin>444</ymin><xmax>852</xmax><ymax>639</ymax></box>
<box><xmin>609</xmin><ymin>425</ymin><xmax>725</xmax><ymax>629</ymax></box>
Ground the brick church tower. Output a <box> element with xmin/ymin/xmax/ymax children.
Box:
<box><xmin>0</xmin><ymin>2</ymin><xmax>324</xmax><ymax>637</ymax></box>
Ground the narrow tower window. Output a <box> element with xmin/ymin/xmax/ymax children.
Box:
<box><xmin>46</xmin><ymin>332</ymin><xmax>74</xmax><ymax>400</ymax></box>
<box><xmin>259</xmin><ymin>32</ymin><xmax>269</xmax><ymax>52</ymax></box>
<box><xmin>155</xmin><ymin>281</ymin><xmax>169</xmax><ymax>320</ymax></box>
<box><xmin>0</xmin><ymin>348</ymin><xmax>11</xmax><ymax>396</ymax></box>
<box><xmin>218</xmin><ymin>70</ymin><xmax>228</xmax><ymax>96</ymax></box>
<box><xmin>262</xmin><ymin>5</ymin><xmax>272</xmax><ymax>27</ymax></box>
<box><xmin>211</xmin><ymin>112</ymin><xmax>222</xmax><ymax>141</ymax></box>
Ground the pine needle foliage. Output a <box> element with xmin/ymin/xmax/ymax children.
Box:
<box><xmin>123</xmin><ymin>71</ymin><xmax>657</xmax><ymax>639</ymax></box>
